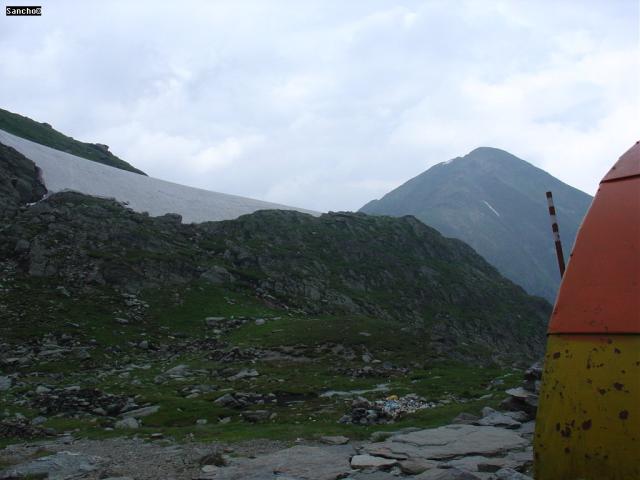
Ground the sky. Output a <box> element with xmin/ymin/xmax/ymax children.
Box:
<box><xmin>1</xmin><ymin>0</ymin><xmax>638</xmax><ymax>212</ymax></box>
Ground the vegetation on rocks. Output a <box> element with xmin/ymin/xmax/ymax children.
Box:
<box><xmin>0</xmin><ymin>142</ymin><xmax>548</xmax><ymax>471</ymax></box>
<box><xmin>0</xmin><ymin>108</ymin><xmax>145</xmax><ymax>175</ymax></box>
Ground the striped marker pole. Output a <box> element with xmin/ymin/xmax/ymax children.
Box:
<box><xmin>546</xmin><ymin>191</ymin><xmax>566</xmax><ymax>278</ymax></box>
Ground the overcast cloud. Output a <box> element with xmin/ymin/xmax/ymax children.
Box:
<box><xmin>1</xmin><ymin>0</ymin><xmax>638</xmax><ymax>211</ymax></box>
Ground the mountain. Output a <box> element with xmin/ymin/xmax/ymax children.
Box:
<box><xmin>0</xmin><ymin>141</ymin><xmax>549</xmax><ymax>363</ymax></box>
<box><xmin>0</xmin><ymin>121</ymin><xmax>551</xmax><ymax>451</ymax></box>
<box><xmin>0</xmin><ymin>128</ymin><xmax>318</xmax><ymax>222</ymax></box>
<box><xmin>360</xmin><ymin>147</ymin><xmax>593</xmax><ymax>301</ymax></box>
<box><xmin>0</xmin><ymin>107</ymin><xmax>146</xmax><ymax>175</ymax></box>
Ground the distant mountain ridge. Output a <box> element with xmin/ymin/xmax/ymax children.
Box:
<box><xmin>360</xmin><ymin>147</ymin><xmax>593</xmax><ymax>301</ymax></box>
<box><xmin>0</xmin><ymin>107</ymin><xmax>145</xmax><ymax>175</ymax></box>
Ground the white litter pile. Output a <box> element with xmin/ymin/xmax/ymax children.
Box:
<box><xmin>0</xmin><ymin>129</ymin><xmax>319</xmax><ymax>223</ymax></box>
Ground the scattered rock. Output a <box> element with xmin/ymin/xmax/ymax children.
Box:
<box><xmin>121</xmin><ymin>405</ymin><xmax>159</xmax><ymax>419</ymax></box>
<box><xmin>0</xmin><ymin>376</ymin><xmax>11</xmax><ymax>391</ymax></box>
<box><xmin>320</xmin><ymin>435</ymin><xmax>349</xmax><ymax>445</ymax></box>
<box><xmin>494</xmin><ymin>467</ymin><xmax>534</xmax><ymax>479</ymax></box>
<box><xmin>228</xmin><ymin>369</ymin><xmax>259</xmax><ymax>381</ymax></box>
<box><xmin>452</xmin><ymin>412</ymin><xmax>480</xmax><ymax>424</ymax></box>
<box><xmin>350</xmin><ymin>454</ymin><xmax>398</xmax><ymax>470</ymax></box>
<box><xmin>0</xmin><ymin>451</ymin><xmax>102</xmax><ymax>480</ymax></box>
<box><xmin>114</xmin><ymin>417</ymin><xmax>139</xmax><ymax>429</ymax></box>
<box><xmin>399</xmin><ymin>458</ymin><xmax>438</xmax><ymax>474</ymax></box>
<box><xmin>414</xmin><ymin>467</ymin><xmax>482</xmax><ymax>479</ymax></box>
<box><xmin>241</xmin><ymin>410</ymin><xmax>271</xmax><ymax>423</ymax></box>
<box><xmin>475</xmin><ymin>408</ymin><xmax>522</xmax><ymax>429</ymax></box>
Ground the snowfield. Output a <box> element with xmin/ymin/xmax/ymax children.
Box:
<box><xmin>0</xmin><ymin>129</ymin><xmax>319</xmax><ymax>223</ymax></box>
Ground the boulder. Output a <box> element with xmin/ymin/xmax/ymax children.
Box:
<box><xmin>365</xmin><ymin>425</ymin><xmax>528</xmax><ymax>461</ymax></box>
<box><xmin>241</xmin><ymin>410</ymin><xmax>271</xmax><ymax>423</ymax></box>
<box><xmin>0</xmin><ymin>452</ymin><xmax>101</xmax><ymax>480</ymax></box>
<box><xmin>121</xmin><ymin>405</ymin><xmax>159</xmax><ymax>418</ymax></box>
<box><xmin>228</xmin><ymin>369</ymin><xmax>259</xmax><ymax>381</ymax></box>
<box><xmin>415</xmin><ymin>468</ymin><xmax>481</xmax><ymax>479</ymax></box>
<box><xmin>114</xmin><ymin>417</ymin><xmax>139</xmax><ymax>429</ymax></box>
<box><xmin>320</xmin><ymin>435</ymin><xmax>349</xmax><ymax>445</ymax></box>
<box><xmin>0</xmin><ymin>376</ymin><xmax>11</xmax><ymax>391</ymax></box>
<box><xmin>350</xmin><ymin>454</ymin><xmax>398</xmax><ymax>470</ymax></box>
<box><xmin>195</xmin><ymin>445</ymin><xmax>353</xmax><ymax>480</ymax></box>
<box><xmin>399</xmin><ymin>458</ymin><xmax>438</xmax><ymax>474</ymax></box>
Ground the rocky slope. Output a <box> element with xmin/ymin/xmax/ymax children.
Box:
<box><xmin>0</xmin><ymin>141</ymin><xmax>550</xmax><ymax>474</ymax></box>
<box><xmin>360</xmin><ymin>147</ymin><xmax>593</xmax><ymax>302</ymax></box>
<box><xmin>0</xmin><ymin>107</ymin><xmax>145</xmax><ymax>175</ymax></box>
<box><xmin>0</xmin><ymin>147</ymin><xmax>550</xmax><ymax>360</ymax></box>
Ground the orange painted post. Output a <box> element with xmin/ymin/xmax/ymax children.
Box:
<box><xmin>534</xmin><ymin>141</ymin><xmax>640</xmax><ymax>479</ymax></box>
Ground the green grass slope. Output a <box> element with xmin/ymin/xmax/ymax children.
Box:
<box><xmin>0</xmin><ymin>107</ymin><xmax>145</xmax><ymax>175</ymax></box>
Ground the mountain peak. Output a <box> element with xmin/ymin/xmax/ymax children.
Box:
<box><xmin>360</xmin><ymin>148</ymin><xmax>593</xmax><ymax>301</ymax></box>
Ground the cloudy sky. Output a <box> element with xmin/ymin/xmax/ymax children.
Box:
<box><xmin>1</xmin><ymin>0</ymin><xmax>638</xmax><ymax>211</ymax></box>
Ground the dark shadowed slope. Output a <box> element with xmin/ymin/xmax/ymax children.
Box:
<box><xmin>360</xmin><ymin>147</ymin><xmax>593</xmax><ymax>301</ymax></box>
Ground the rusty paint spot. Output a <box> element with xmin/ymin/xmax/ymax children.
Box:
<box><xmin>598</xmin><ymin>388</ymin><xmax>607</xmax><ymax>395</ymax></box>
<box><xmin>553</xmin><ymin>352</ymin><xmax>561</xmax><ymax>359</ymax></box>
<box><xmin>581</xmin><ymin>420</ymin><xmax>592</xmax><ymax>430</ymax></box>
<box><xmin>555</xmin><ymin>423</ymin><xmax>560</xmax><ymax>431</ymax></box>
<box><xmin>619</xmin><ymin>410</ymin><xmax>629</xmax><ymax>420</ymax></box>
<box><xmin>613</xmin><ymin>382</ymin><xmax>624</xmax><ymax>390</ymax></box>
<box><xmin>586</xmin><ymin>378</ymin><xmax>593</xmax><ymax>384</ymax></box>
<box><xmin>560</xmin><ymin>426</ymin><xmax>572</xmax><ymax>438</ymax></box>
<box><xmin>614</xmin><ymin>348</ymin><xmax>621</xmax><ymax>354</ymax></box>
<box><xmin>564</xmin><ymin>447</ymin><xmax>571</xmax><ymax>454</ymax></box>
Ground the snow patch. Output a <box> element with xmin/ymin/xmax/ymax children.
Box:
<box><xmin>483</xmin><ymin>201</ymin><xmax>501</xmax><ymax>217</ymax></box>
<box><xmin>0</xmin><ymin>129</ymin><xmax>319</xmax><ymax>223</ymax></box>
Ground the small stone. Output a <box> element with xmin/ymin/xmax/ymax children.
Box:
<box><xmin>121</xmin><ymin>405</ymin><xmax>160</xmax><ymax>418</ymax></box>
<box><xmin>31</xmin><ymin>416</ymin><xmax>47</xmax><ymax>426</ymax></box>
<box><xmin>35</xmin><ymin>385</ymin><xmax>51</xmax><ymax>394</ymax></box>
<box><xmin>114</xmin><ymin>417</ymin><xmax>139</xmax><ymax>429</ymax></box>
<box><xmin>320</xmin><ymin>435</ymin><xmax>349</xmax><ymax>445</ymax></box>
<box><xmin>452</xmin><ymin>412</ymin><xmax>480</xmax><ymax>424</ymax></box>
<box><xmin>205</xmin><ymin>317</ymin><xmax>225</xmax><ymax>327</ymax></box>
<box><xmin>241</xmin><ymin>410</ymin><xmax>271</xmax><ymax>423</ymax></box>
<box><xmin>228</xmin><ymin>369</ymin><xmax>259</xmax><ymax>381</ymax></box>
<box><xmin>196</xmin><ymin>418</ymin><xmax>208</xmax><ymax>425</ymax></box>
<box><xmin>201</xmin><ymin>465</ymin><xmax>217</xmax><ymax>473</ymax></box>
<box><xmin>0</xmin><ymin>376</ymin><xmax>12</xmax><ymax>391</ymax></box>
<box><xmin>369</xmin><ymin>431</ymin><xmax>393</xmax><ymax>442</ymax></box>
<box><xmin>255</xmin><ymin>318</ymin><xmax>266</xmax><ymax>326</ymax></box>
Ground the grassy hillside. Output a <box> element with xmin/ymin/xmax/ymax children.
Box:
<box><xmin>0</xmin><ymin>146</ymin><xmax>547</xmax><ymax>446</ymax></box>
<box><xmin>0</xmin><ymin>107</ymin><xmax>145</xmax><ymax>175</ymax></box>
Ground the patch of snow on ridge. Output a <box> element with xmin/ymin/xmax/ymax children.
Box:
<box><xmin>0</xmin><ymin>129</ymin><xmax>319</xmax><ymax>223</ymax></box>
<box><xmin>483</xmin><ymin>200</ymin><xmax>501</xmax><ymax>217</ymax></box>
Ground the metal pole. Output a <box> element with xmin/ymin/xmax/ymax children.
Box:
<box><xmin>546</xmin><ymin>191</ymin><xmax>566</xmax><ymax>278</ymax></box>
